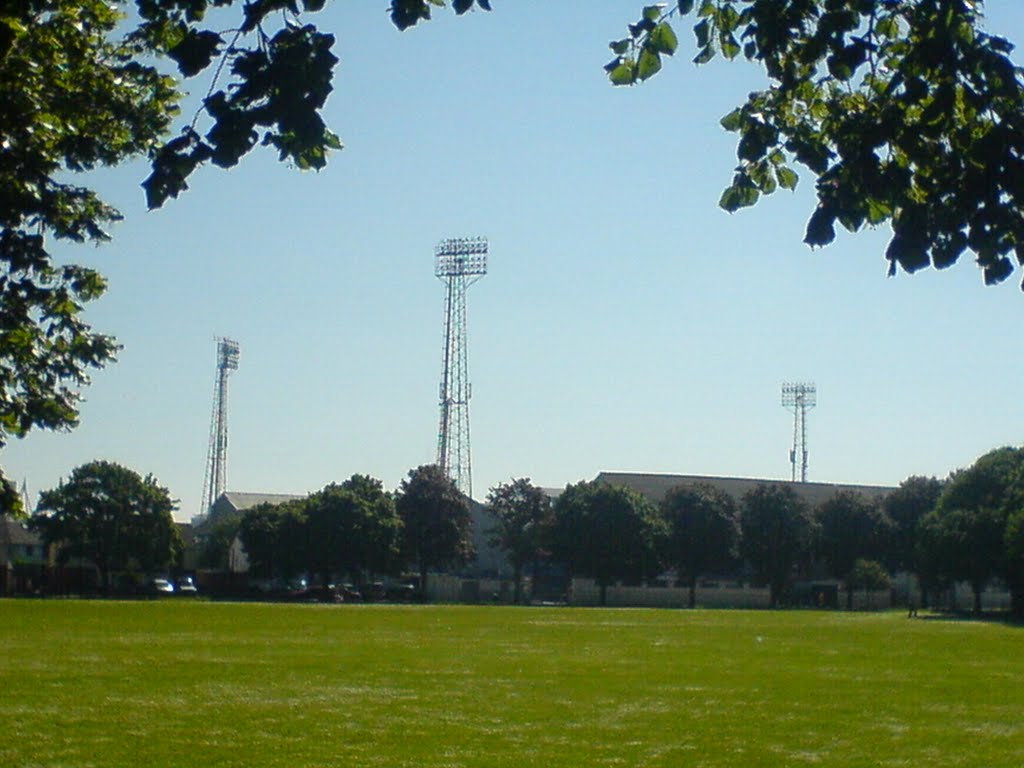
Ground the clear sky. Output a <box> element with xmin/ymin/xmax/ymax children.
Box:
<box><xmin>7</xmin><ymin>2</ymin><xmax>1024</xmax><ymax>521</ymax></box>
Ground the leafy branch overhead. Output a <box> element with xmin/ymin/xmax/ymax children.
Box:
<box><xmin>609</xmin><ymin>1</ymin><xmax>1024</xmax><ymax>287</ymax></box>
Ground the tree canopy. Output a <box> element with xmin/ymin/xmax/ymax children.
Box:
<box><xmin>921</xmin><ymin>447</ymin><xmax>1024</xmax><ymax>612</ymax></box>
<box><xmin>659</xmin><ymin>482</ymin><xmax>739</xmax><ymax>608</ymax></box>
<box><xmin>485</xmin><ymin>477</ymin><xmax>552</xmax><ymax>604</ymax></box>
<box><xmin>739</xmin><ymin>483</ymin><xmax>815</xmax><ymax>607</ymax></box>
<box><xmin>305</xmin><ymin>476</ymin><xmax>402</xmax><ymax>585</ymax></box>
<box><xmin>551</xmin><ymin>481</ymin><xmax>663</xmax><ymax>606</ymax></box>
<box><xmin>816</xmin><ymin>490</ymin><xmax>891</xmax><ymax>609</ymax></box>
<box><xmin>31</xmin><ymin>460</ymin><xmax>181</xmax><ymax>592</ymax></box>
<box><xmin>610</xmin><ymin>1</ymin><xmax>1024</xmax><ymax>287</ymax></box>
<box><xmin>396</xmin><ymin>464</ymin><xmax>473</xmax><ymax>594</ymax></box>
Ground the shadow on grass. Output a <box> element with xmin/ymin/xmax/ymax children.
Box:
<box><xmin>916</xmin><ymin>609</ymin><xmax>1023</xmax><ymax>628</ymax></box>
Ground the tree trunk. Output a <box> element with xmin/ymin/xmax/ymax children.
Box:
<box><xmin>513</xmin><ymin>564</ymin><xmax>522</xmax><ymax>605</ymax></box>
<box><xmin>99</xmin><ymin>557</ymin><xmax>110</xmax><ymax>596</ymax></box>
<box><xmin>846</xmin><ymin>585</ymin><xmax>854</xmax><ymax>611</ymax></box>
<box><xmin>688</xmin><ymin>579</ymin><xmax>696</xmax><ymax>609</ymax></box>
<box><xmin>1011</xmin><ymin>586</ymin><xmax>1024</xmax><ymax>618</ymax></box>
<box><xmin>599</xmin><ymin>581</ymin><xmax>608</xmax><ymax>606</ymax></box>
<box><xmin>419</xmin><ymin>565</ymin><xmax>428</xmax><ymax>602</ymax></box>
<box><xmin>973</xmin><ymin>585</ymin><xmax>983</xmax><ymax>614</ymax></box>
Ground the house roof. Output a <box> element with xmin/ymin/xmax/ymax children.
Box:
<box><xmin>594</xmin><ymin>471</ymin><xmax>895</xmax><ymax>507</ymax></box>
<box><xmin>218</xmin><ymin>492</ymin><xmax>307</xmax><ymax>513</ymax></box>
<box><xmin>0</xmin><ymin>515</ymin><xmax>42</xmax><ymax>547</ymax></box>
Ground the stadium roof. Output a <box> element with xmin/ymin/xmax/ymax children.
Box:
<box><xmin>594</xmin><ymin>472</ymin><xmax>895</xmax><ymax>507</ymax></box>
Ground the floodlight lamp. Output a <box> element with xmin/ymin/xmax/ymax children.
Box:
<box><xmin>435</xmin><ymin>237</ymin><xmax>489</xmax><ymax>277</ymax></box>
<box><xmin>218</xmin><ymin>338</ymin><xmax>240</xmax><ymax>371</ymax></box>
<box><xmin>781</xmin><ymin>382</ymin><xmax>815</xmax><ymax>407</ymax></box>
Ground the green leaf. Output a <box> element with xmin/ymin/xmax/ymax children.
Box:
<box><xmin>609</xmin><ymin>39</ymin><xmax>630</xmax><ymax>55</ymax></box>
<box><xmin>678</xmin><ymin>0</ymin><xmax>695</xmax><ymax>13</ymax></box>
<box><xmin>719</xmin><ymin>184</ymin><xmax>759</xmax><ymax>212</ymax></box>
<box><xmin>650</xmin><ymin>22</ymin><xmax>678</xmax><ymax>56</ymax></box>
<box><xmin>693</xmin><ymin>44</ymin><xmax>715</xmax><ymax>65</ymax></box>
<box><xmin>167</xmin><ymin>29</ymin><xmax>223</xmax><ymax>78</ymax></box>
<box><xmin>886</xmin><ymin>233</ymin><xmax>929</xmax><ymax>273</ymax></box>
<box><xmin>609</xmin><ymin>61</ymin><xmax>636</xmax><ymax>86</ymax></box>
<box><xmin>777</xmin><ymin>166</ymin><xmax>798</xmax><ymax>190</ymax></box>
<box><xmin>721</xmin><ymin>34</ymin><xmax>740</xmax><ymax>60</ymax></box>
<box><xmin>643</xmin><ymin>5</ymin><xmax>665</xmax><ymax>22</ymax></box>
<box><xmin>694</xmin><ymin>18</ymin><xmax>710</xmax><ymax>48</ymax></box>
<box><xmin>637</xmin><ymin>47</ymin><xmax>662</xmax><ymax>81</ymax></box>
<box><xmin>804</xmin><ymin>206</ymin><xmax>837</xmax><ymax>247</ymax></box>
<box><xmin>865</xmin><ymin>198</ymin><xmax>891</xmax><ymax>225</ymax></box>
<box><xmin>720</xmin><ymin>108</ymin><xmax>743</xmax><ymax>132</ymax></box>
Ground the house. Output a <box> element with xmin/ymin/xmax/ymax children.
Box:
<box><xmin>0</xmin><ymin>515</ymin><xmax>47</xmax><ymax>594</ymax></box>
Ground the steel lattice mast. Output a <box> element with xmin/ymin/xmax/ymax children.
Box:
<box><xmin>200</xmin><ymin>338</ymin><xmax>240</xmax><ymax>517</ymax></box>
<box><xmin>781</xmin><ymin>382</ymin><xmax>816</xmax><ymax>483</ymax></box>
<box><xmin>435</xmin><ymin>237</ymin><xmax>487</xmax><ymax>499</ymax></box>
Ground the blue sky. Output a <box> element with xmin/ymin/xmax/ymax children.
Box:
<box><xmin>7</xmin><ymin>2</ymin><xmax>1024</xmax><ymax>520</ymax></box>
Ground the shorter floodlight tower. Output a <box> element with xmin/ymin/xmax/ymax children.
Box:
<box><xmin>435</xmin><ymin>236</ymin><xmax>488</xmax><ymax>499</ymax></box>
<box><xmin>781</xmin><ymin>382</ymin><xmax>816</xmax><ymax>483</ymax></box>
<box><xmin>200</xmin><ymin>337</ymin><xmax>240</xmax><ymax>517</ymax></box>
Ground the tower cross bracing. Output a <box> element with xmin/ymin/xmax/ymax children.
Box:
<box><xmin>435</xmin><ymin>237</ymin><xmax>487</xmax><ymax>499</ymax></box>
<box><xmin>782</xmin><ymin>381</ymin><xmax>816</xmax><ymax>483</ymax></box>
<box><xmin>200</xmin><ymin>337</ymin><xmax>240</xmax><ymax>517</ymax></box>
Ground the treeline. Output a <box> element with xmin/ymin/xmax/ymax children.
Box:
<box><xmin>216</xmin><ymin>466</ymin><xmax>472</xmax><ymax>594</ymax></box>
<box><xmin>22</xmin><ymin>447</ymin><xmax>1024</xmax><ymax>615</ymax></box>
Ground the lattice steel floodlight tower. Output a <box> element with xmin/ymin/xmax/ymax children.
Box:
<box><xmin>782</xmin><ymin>382</ymin><xmax>816</xmax><ymax>483</ymax></box>
<box><xmin>435</xmin><ymin>237</ymin><xmax>487</xmax><ymax>499</ymax></box>
<box><xmin>200</xmin><ymin>338</ymin><xmax>240</xmax><ymax>517</ymax></box>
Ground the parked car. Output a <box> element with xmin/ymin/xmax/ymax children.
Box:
<box><xmin>147</xmin><ymin>578</ymin><xmax>175</xmax><ymax>596</ymax></box>
<box><xmin>339</xmin><ymin>584</ymin><xmax>363</xmax><ymax>602</ymax></box>
<box><xmin>176</xmin><ymin>577</ymin><xmax>198</xmax><ymax>595</ymax></box>
<box><xmin>386</xmin><ymin>582</ymin><xmax>417</xmax><ymax>602</ymax></box>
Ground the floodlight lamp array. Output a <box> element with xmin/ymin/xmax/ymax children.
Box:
<box><xmin>218</xmin><ymin>338</ymin><xmax>240</xmax><ymax>371</ymax></box>
<box><xmin>781</xmin><ymin>381</ymin><xmax>816</xmax><ymax>407</ymax></box>
<box><xmin>435</xmin><ymin>237</ymin><xmax>488</xmax><ymax>277</ymax></box>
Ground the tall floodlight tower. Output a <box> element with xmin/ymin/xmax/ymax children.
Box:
<box><xmin>200</xmin><ymin>338</ymin><xmax>240</xmax><ymax>517</ymax></box>
<box><xmin>781</xmin><ymin>382</ymin><xmax>816</xmax><ymax>483</ymax></box>
<box><xmin>435</xmin><ymin>236</ymin><xmax>488</xmax><ymax>499</ymax></box>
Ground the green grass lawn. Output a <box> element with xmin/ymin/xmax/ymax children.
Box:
<box><xmin>1</xmin><ymin>601</ymin><xmax>1021</xmax><ymax>767</ymax></box>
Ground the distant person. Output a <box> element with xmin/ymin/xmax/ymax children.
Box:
<box><xmin>908</xmin><ymin>599</ymin><xmax>918</xmax><ymax>618</ymax></box>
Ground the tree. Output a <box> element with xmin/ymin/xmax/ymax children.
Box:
<box><xmin>31</xmin><ymin>460</ymin><xmax>181</xmax><ymax>593</ymax></box>
<box><xmin>610</xmin><ymin>1</ymin><xmax>1024</xmax><ymax>288</ymax></box>
<box><xmin>920</xmin><ymin>447</ymin><xmax>1024</xmax><ymax>612</ymax></box>
<box><xmin>816</xmin><ymin>490</ymin><xmax>892</xmax><ymax>609</ymax></box>
<box><xmin>883</xmin><ymin>475</ymin><xmax>944</xmax><ymax>575</ymax></box>
<box><xmin>305</xmin><ymin>475</ymin><xmax>401</xmax><ymax>587</ymax></box>
<box><xmin>237</xmin><ymin>499</ymin><xmax>308</xmax><ymax>582</ymax></box>
<box><xmin>550</xmin><ymin>481</ymin><xmax>663</xmax><ymax>606</ymax></box>
<box><xmin>740</xmin><ymin>483</ymin><xmax>814</xmax><ymax>607</ymax></box>
<box><xmin>659</xmin><ymin>483</ymin><xmax>739</xmax><ymax>608</ymax></box>
<box><xmin>847</xmin><ymin>558</ymin><xmax>891</xmax><ymax>609</ymax></box>
<box><xmin>485</xmin><ymin>478</ymin><xmax>552</xmax><ymax>604</ymax></box>
<box><xmin>396</xmin><ymin>465</ymin><xmax>473</xmax><ymax>597</ymax></box>
<box><xmin>197</xmin><ymin>509</ymin><xmax>243</xmax><ymax>570</ymax></box>
<box><xmin>1004</xmin><ymin>508</ymin><xmax>1024</xmax><ymax>617</ymax></box>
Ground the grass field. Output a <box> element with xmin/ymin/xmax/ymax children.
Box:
<box><xmin>1</xmin><ymin>601</ymin><xmax>1022</xmax><ymax>767</ymax></box>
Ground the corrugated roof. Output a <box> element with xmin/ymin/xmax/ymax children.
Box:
<box><xmin>594</xmin><ymin>471</ymin><xmax>895</xmax><ymax>507</ymax></box>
